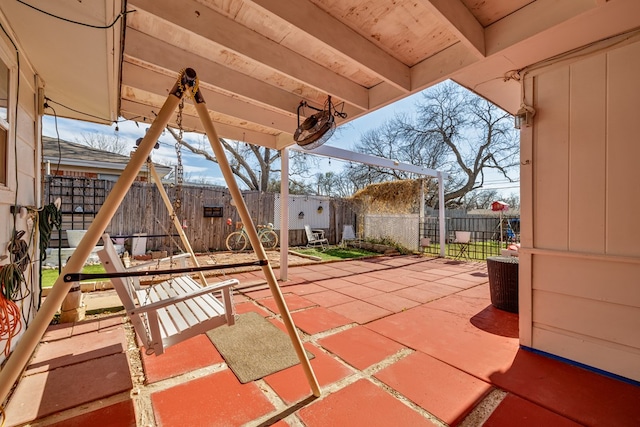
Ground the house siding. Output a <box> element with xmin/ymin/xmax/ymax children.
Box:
<box><xmin>520</xmin><ymin>39</ymin><xmax>640</xmax><ymax>381</ymax></box>
<box><xmin>0</xmin><ymin>27</ymin><xmax>40</xmax><ymax>364</ymax></box>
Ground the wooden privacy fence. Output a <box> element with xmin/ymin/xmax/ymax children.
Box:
<box><xmin>43</xmin><ymin>176</ymin><xmax>520</xmax><ymax>255</ymax></box>
<box><xmin>44</xmin><ymin>176</ymin><xmax>362</xmax><ymax>252</ymax></box>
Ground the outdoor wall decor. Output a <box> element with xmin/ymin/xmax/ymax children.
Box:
<box><xmin>203</xmin><ymin>205</ymin><xmax>223</xmax><ymax>217</ymax></box>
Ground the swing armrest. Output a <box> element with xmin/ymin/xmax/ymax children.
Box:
<box><xmin>131</xmin><ymin>278</ymin><xmax>238</xmax><ymax>314</ymax></box>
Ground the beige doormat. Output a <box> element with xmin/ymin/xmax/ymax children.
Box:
<box><xmin>206</xmin><ymin>312</ymin><xmax>314</xmax><ymax>383</ymax></box>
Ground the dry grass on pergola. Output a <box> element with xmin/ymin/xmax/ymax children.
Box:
<box><xmin>350</xmin><ymin>179</ymin><xmax>423</xmax><ymax>214</ymax></box>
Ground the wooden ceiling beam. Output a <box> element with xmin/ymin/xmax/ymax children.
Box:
<box><xmin>418</xmin><ymin>0</ymin><xmax>485</xmax><ymax>58</ymax></box>
<box><xmin>248</xmin><ymin>0</ymin><xmax>411</xmax><ymax>93</ymax></box>
<box><xmin>484</xmin><ymin>0</ymin><xmax>597</xmax><ymax>57</ymax></box>
<box><xmin>124</xmin><ymin>28</ymin><xmax>362</xmax><ymax>133</ymax></box>
<box><xmin>129</xmin><ymin>0</ymin><xmax>369</xmax><ymax>109</ymax></box>
<box><xmin>121</xmin><ymin>61</ymin><xmax>297</xmax><ymax>133</ymax></box>
<box><xmin>120</xmin><ymin>99</ymin><xmax>282</xmax><ymax>148</ymax></box>
<box><xmin>124</xmin><ymin>28</ymin><xmax>307</xmax><ymax>118</ymax></box>
<box><xmin>410</xmin><ymin>42</ymin><xmax>480</xmax><ymax>92</ymax></box>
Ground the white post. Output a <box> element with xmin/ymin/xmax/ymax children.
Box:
<box><xmin>499</xmin><ymin>210</ymin><xmax>504</xmax><ymax>248</ymax></box>
<box><xmin>419</xmin><ymin>178</ymin><xmax>425</xmax><ymax>249</ymax></box>
<box><xmin>279</xmin><ymin>147</ymin><xmax>290</xmax><ymax>281</ymax></box>
<box><xmin>438</xmin><ymin>172</ymin><xmax>446</xmax><ymax>257</ymax></box>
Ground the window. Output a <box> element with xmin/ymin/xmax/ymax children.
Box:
<box><xmin>0</xmin><ymin>56</ymin><xmax>8</xmax><ymax>186</ymax></box>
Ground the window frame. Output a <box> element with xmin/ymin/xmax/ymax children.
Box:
<box><xmin>0</xmin><ymin>35</ymin><xmax>16</xmax><ymax>192</ymax></box>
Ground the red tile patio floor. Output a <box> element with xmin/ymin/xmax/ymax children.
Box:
<box><xmin>4</xmin><ymin>255</ymin><xmax>640</xmax><ymax>426</ymax></box>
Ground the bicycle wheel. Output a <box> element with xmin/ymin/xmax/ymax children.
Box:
<box><xmin>260</xmin><ymin>229</ymin><xmax>278</xmax><ymax>249</ymax></box>
<box><xmin>226</xmin><ymin>231</ymin><xmax>247</xmax><ymax>251</ymax></box>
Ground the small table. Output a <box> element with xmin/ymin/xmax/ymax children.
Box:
<box><xmin>486</xmin><ymin>256</ymin><xmax>519</xmax><ymax>313</ymax></box>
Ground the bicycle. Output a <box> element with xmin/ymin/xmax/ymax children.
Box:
<box><xmin>225</xmin><ymin>222</ymin><xmax>278</xmax><ymax>251</ymax></box>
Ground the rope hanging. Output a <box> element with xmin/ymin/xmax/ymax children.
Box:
<box><xmin>0</xmin><ymin>230</ymin><xmax>28</xmax><ymax>357</ymax></box>
<box><xmin>38</xmin><ymin>203</ymin><xmax>62</xmax><ymax>261</ymax></box>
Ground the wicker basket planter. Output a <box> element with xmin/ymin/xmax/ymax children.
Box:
<box><xmin>486</xmin><ymin>256</ymin><xmax>519</xmax><ymax>313</ymax></box>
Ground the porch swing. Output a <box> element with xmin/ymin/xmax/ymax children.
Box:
<box><xmin>95</xmin><ymin>234</ymin><xmax>239</xmax><ymax>355</ymax></box>
<box><xmin>0</xmin><ymin>68</ymin><xmax>320</xmax><ymax>401</ymax></box>
<box><xmin>52</xmin><ymin>68</ymin><xmax>321</xmax><ymax>397</ymax></box>
<box><xmin>68</xmin><ymin>99</ymin><xmax>253</xmax><ymax>356</ymax></box>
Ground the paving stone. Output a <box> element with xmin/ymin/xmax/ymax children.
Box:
<box><xmin>5</xmin><ymin>353</ymin><xmax>132</xmax><ymax>426</ymax></box>
<box><xmin>318</xmin><ymin>325</ymin><xmax>406</xmax><ymax>370</ymax></box>
<box><xmin>151</xmin><ymin>369</ymin><xmax>274</xmax><ymax>426</ymax></box>
<box><xmin>298</xmin><ymin>379</ymin><xmax>437</xmax><ymax>427</ymax></box>
<box><xmin>375</xmin><ymin>351</ymin><xmax>492</xmax><ymax>425</ymax></box>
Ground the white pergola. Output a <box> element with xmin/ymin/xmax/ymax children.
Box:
<box><xmin>277</xmin><ymin>144</ymin><xmax>449</xmax><ymax>280</ymax></box>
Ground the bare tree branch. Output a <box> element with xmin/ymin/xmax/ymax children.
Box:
<box><xmin>347</xmin><ymin>81</ymin><xmax>519</xmax><ymax>206</ymax></box>
<box><xmin>76</xmin><ymin>132</ymin><xmax>128</xmax><ymax>155</ymax></box>
<box><xmin>164</xmin><ymin>127</ymin><xmax>285</xmax><ymax>191</ymax></box>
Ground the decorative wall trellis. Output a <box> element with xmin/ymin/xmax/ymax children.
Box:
<box><xmin>45</xmin><ymin>176</ymin><xmax>107</xmax><ymax>232</ymax></box>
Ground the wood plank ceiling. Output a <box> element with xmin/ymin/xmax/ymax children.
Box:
<box><xmin>6</xmin><ymin>1</ymin><xmax>636</xmax><ymax>150</ymax></box>
<box><xmin>120</xmin><ymin>0</ymin><xmax>532</xmax><ymax>149</ymax></box>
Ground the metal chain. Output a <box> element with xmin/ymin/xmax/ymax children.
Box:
<box><xmin>145</xmin><ymin>158</ymin><xmax>154</xmax><ymax>236</ymax></box>
<box><xmin>174</xmin><ymin>99</ymin><xmax>184</xmax><ymax>217</ymax></box>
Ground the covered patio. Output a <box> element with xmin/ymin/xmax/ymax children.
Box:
<box><xmin>4</xmin><ymin>256</ymin><xmax>639</xmax><ymax>426</ymax></box>
<box><xmin>1</xmin><ymin>1</ymin><xmax>640</xmax><ymax>424</ymax></box>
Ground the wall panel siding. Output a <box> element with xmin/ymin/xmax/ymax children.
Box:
<box><xmin>606</xmin><ymin>42</ymin><xmax>640</xmax><ymax>257</ymax></box>
<box><xmin>527</xmin><ymin>38</ymin><xmax>640</xmax><ymax>382</ymax></box>
<box><xmin>568</xmin><ymin>56</ymin><xmax>606</xmax><ymax>253</ymax></box>
<box><xmin>532</xmin><ymin>327</ymin><xmax>640</xmax><ymax>384</ymax></box>
<box><xmin>533</xmin><ymin>69</ymin><xmax>569</xmax><ymax>250</ymax></box>
<box><xmin>532</xmin><ymin>255</ymin><xmax>640</xmax><ymax>306</ymax></box>
<box><xmin>533</xmin><ymin>289</ymin><xmax>640</xmax><ymax>348</ymax></box>
<box><xmin>0</xmin><ymin>43</ymin><xmax>39</xmax><ymax>365</ymax></box>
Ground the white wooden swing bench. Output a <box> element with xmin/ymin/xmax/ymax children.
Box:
<box><xmin>96</xmin><ymin>234</ymin><xmax>238</xmax><ymax>355</ymax></box>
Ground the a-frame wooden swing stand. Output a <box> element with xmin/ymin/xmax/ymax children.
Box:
<box><xmin>0</xmin><ymin>68</ymin><xmax>321</xmax><ymax>404</ymax></box>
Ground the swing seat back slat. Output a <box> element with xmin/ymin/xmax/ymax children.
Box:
<box><xmin>97</xmin><ymin>234</ymin><xmax>237</xmax><ymax>355</ymax></box>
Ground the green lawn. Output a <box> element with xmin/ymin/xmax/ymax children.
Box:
<box><xmin>294</xmin><ymin>246</ymin><xmax>378</xmax><ymax>261</ymax></box>
<box><xmin>41</xmin><ymin>264</ymin><xmax>108</xmax><ymax>288</ymax></box>
<box><xmin>423</xmin><ymin>240</ymin><xmax>505</xmax><ymax>260</ymax></box>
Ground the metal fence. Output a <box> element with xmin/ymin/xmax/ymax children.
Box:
<box><xmin>420</xmin><ymin>216</ymin><xmax>520</xmax><ymax>260</ymax></box>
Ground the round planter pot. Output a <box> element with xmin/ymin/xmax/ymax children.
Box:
<box><xmin>66</xmin><ymin>230</ymin><xmax>88</xmax><ymax>248</ymax></box>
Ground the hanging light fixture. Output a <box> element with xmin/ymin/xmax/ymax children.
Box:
<box><xmin>514</xmin><ymin>103</ymin><xmax>536</xmax><ymax>129</ymax></box>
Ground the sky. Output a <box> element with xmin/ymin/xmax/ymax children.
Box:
<box><xmin>42</xmin><ymin>87</ymin><xmax>519</xmax><ymax>196</ymax></box>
